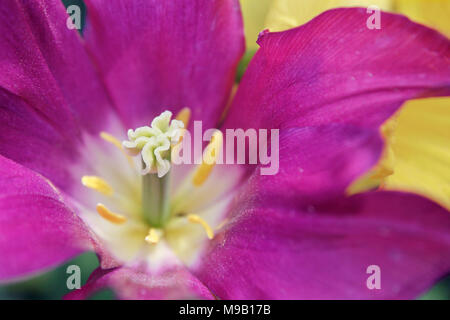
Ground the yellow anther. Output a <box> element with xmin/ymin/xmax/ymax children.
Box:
<box><xmin>81</xmin><ymin>176</ymin><xmax>114</xmax><ymax>196</ymax></box>
<box><xmin>145</xmin><ymin>228</ymin><xmax>162</xmax><ymax>244</ymax></box>
<box><xmin>187</xmin><ymin>214</ymin><xmax>214</xmax><ymax>240</ymax></box>
<box><xmin>175</xmin><ymin>107</ymin><xmax>191</xmax><ymax>129</ymax></box>
<box><xmin>192</xmin><ymin>130</ymin><xmax>223</xmax><ymax>186</ymax></box>
<box><xmin>96</xmin><ymin>203</ymin><xmax>127</xmax><ymax>224</ymax></box>
<box><xmin>100</xmin><ymin>131</ymin><xmax>134</xmax><ymax>167</ymax></box>
<box><xmin>192</xmin><ymin>161</ymin><xmax>215</xmax><ymax>186</ymax></box>
<box><xmin>100</xmin><ymin>132</ymin><xmax>123</xmax><ymax>150</ymax></box>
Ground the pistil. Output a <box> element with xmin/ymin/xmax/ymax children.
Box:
<box><xmin>142</xmin><ymin>163</ymin><xmax>171</xmax><ymax>227</ymax></box>
<box><xmin>122</xmin><ymin>111</ymin><xmax>184</xmax><ymax>228</ymax></box>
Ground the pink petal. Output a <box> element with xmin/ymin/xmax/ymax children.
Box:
<box><xmin>0</xmin><ymin>0</ymin><xmax>113</xmax><ymax>133</ymax></box>
<box><xmin>0</xmin><ymin>1</ymin><xmax>114</xmax><ymax>189</ymax></box>
<box><xmin>239</xmin><ymin>125</ymin><xmax>383</xmax><ymax>205</ymax></box>
<box><xmin>194</xmin><ymin>191</ymin><xmax>450</xmax><ymax>299</ymax></box>
<box><xmin>66</xmin><ymin>265</ymin><xmax>214</xmax><ymax>300</ymax></box>
<box><xmin>225</xmin><ymin>8</ymin><xmax>450</xmax><ymax>131</ymax></box>
<box><xmin>0</xmin><ymin>156</ymin><xmax>92</xmax><ymax>282</ymax></box>
<box><xmin>83</xmin><ymin>0</ymin><xmax>244</xmax><ymax>130</ymax></box>
<box><xmin>0</xmin><ymin>89</ymin><xmax>77</xmax><ymax>191</ymax></box>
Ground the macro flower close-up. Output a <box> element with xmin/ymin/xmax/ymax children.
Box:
<box><xmin>0</xmin><ymin>0</ymin><xmax>449</xmax><ymax>301</ymax></box>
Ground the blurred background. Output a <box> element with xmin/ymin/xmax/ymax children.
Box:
<box><xmin>0</xmin><ymin>0</ymin><xmax>448</xmax><ymax>300</ymax></box>
<box><xmin>0</xmin><ymin>252</ymin><xmax>115</xmax><ymax>300</ymax></box>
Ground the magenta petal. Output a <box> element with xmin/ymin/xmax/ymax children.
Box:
<box><xmin>0</xmin><ymin>156</ymin><xmax>92</xmax><ymax>281</ymax></box>
<box><xmin>66</xmin><ymin>266</ymin><xmax>214</xmax><ymax>300</ymax></box>
<box><xmin>83</xmin><ymin>0</ymin><xmax>244</xmax><ymax>129</ymax></box>
<box><xmin>240</xmin><ymin>125</ymin><xmax>382</xmax><ymax>205</ymax></box>
<box><xmin>194</xmin><ymin>192</ymin><xmax>450</xmax><ymax>299</ymax></box>
<box><xmin>0</xmin><ymin>1</ymin><xmax>114</xmax><ymax>189</ymax></box>
<box><xmin>225</xmin><ymin>8</ymin><xmax>450</xmax><ymax>130</ymax></box>
<box><xmin>0</xmin><ymin>0</ymin><xmax>112</xmax><ymax>133</ymax></box>
<box><xmin>0</xmin><ymin>88</ymin><xmax>78</xmax><ymax>191</ymax></box>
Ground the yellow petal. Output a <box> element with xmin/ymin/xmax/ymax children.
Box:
<box><xmin>264</xmin><ymin>0</ymin><xmax>392</xmax><ymax>32</ymax></box>
<box><xmin>394</xmin><ymin>0</ymin><xmax>450</xmax><ymax>37</ymax></box>
<box><xmin>381</xmin><ymin>98</ymin><xmax>450</xmax><ymax>209</ymax></box>
<box><xmin>240</xmin><ymin>0</ymin><xmax>272</xmax><ymax>50</ymax></box>
<box><xmin>350</xmin><ymin>98</ymin><xmax>450</xmax><ymax>209</ymax></box>
<box><xmin>250</xmin><ymin>0</ymin><xmax>450</xmax><ymax>210</ymax></box>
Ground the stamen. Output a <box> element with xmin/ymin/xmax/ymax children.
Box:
<box><xmin>96</xmin><ymin>203</ymin><xmax>127</xmax><ymax>224</ymax></box>
<box><xmin>81</xmin><ymin>176</ymin><xmax>114</xmax><ymax>196</ymax></box>
<box><xmin>192</xmin><ymin>130</ymin><xmax>223</xmax><ymax>186</ymax></box>
<box><xmin>215</xmin><ymin>218</ymin><xmax>229</xmax><ymax>231</ymax></box>
<box><xmin>100</xmin><ymin>132</ymin><xmax>123</xmax><ymax>150</ymax></box>
<box><xmin>175</xmin><ymin>107</ymin><xmax>191</xmax><ymax>129</ymax></box>
<box><xmin>100</xmin><ymin>131</ymin><xmax>134</xmax><ymax>167</ymax></box>
<box><xmin>145</xmin><ymin>228</ymin><xmax>162</xmax><ymax>244</ymax></box>
<box><xmin>187</xmin><ymin>214</ymin><xmax>214</xmax><ymax>239</ymax></box>
<box><xmin>174</xmin><ymin>107</ymin><xmax>191</xmax><ymax>145</ymax></box>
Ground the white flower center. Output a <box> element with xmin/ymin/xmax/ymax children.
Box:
<box><xmin>73</xmin><ymin>109</ymin><xmax>243</xmax><ymax>270</ymax></box>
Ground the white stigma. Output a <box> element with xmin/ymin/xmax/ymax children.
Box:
<box><xmin>123</xmin><ymin>111</ymin><xmax>184</xmax><ymax>177</ymax></box>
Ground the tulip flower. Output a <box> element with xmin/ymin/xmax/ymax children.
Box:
<box><xmin>0</xmin><ymin>0</ymin><xmax>449</xmax><ymax>299</ymax></box>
